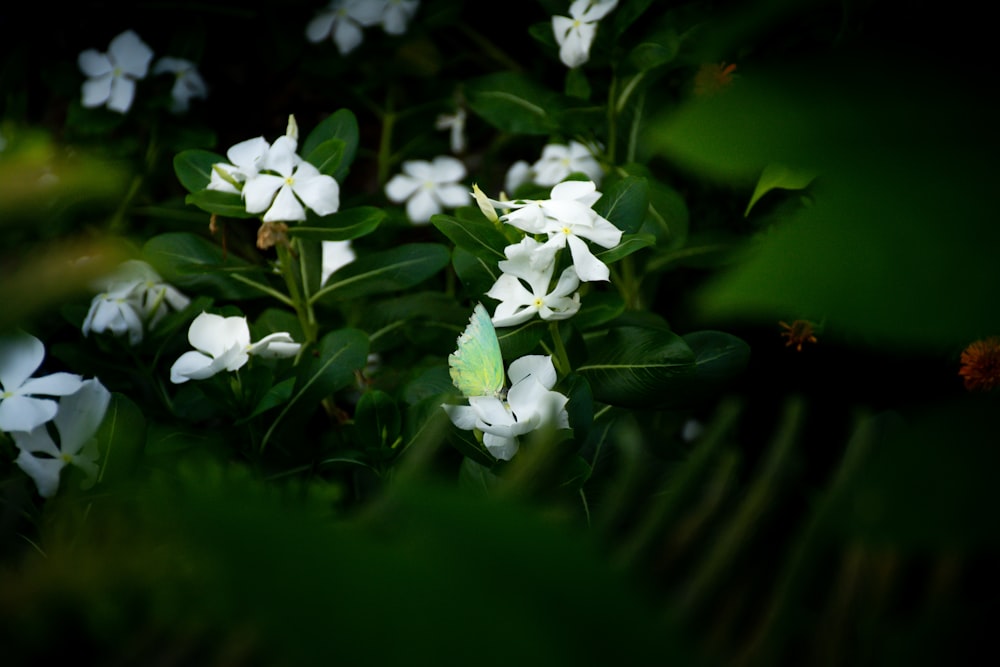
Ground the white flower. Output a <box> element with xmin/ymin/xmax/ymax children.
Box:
<box><xmin>243</xmin><ymin>135</ymin><xmax>341</xmax><ymax>222</ymax></box>
<box><xmin>531</xmin><ymin>139</ymin><xmax>603</xmax><ymax>186</ymax></box>
<box><xmin>170</xmin><ymin>312</ymin><xmax>301</xmax><ymax>384</ymax></box>
<box><xmin>78</xmin><ymin>29</ymin><xmax>154</xmax><ymax>113</ymax></box>
<box><xmin>12</xmin><ymin>379</ymin><xmax>111</xmax><ymax>498</ymax></box>
<box><xmin>505</xmin><ymin>160</ymin><xmax>534</xmax><ymax>194</ymax></box>
<box><xmin>379</xmin><ymin>0</ymin><xmax>419</xmax><ymax>35</ymax></box>
<box><xmin>152</xmin><ymin>56</ymin><xmax>208</xmax><ymax>113</ymax></box>
<box><xmin>552</xmin><ymin>0</ymin><xmax>618</xmax><ymax>68</ymax></box>
<box><xmin>306</xmin><ymin>0</ymin><xmax>384</xmax><ymax>54</ymax></box>
<box><xmin>0</xmin><ymin>332</ymin><xmax>85</xmax><ymax>433</ymax></box>
<box><xmin>486</xmin><ymin>238</ymin><xmax>581</xmax><ymax>327</ymax></box>
<box><xmin>385</xmin><ymin>156</ymin><xmax>471</xmax><ymax>224</ymax></box>
<box><xmin>321</xmin><ymin>240</ymin><xmax>357</xmax><ymax>284</ymax></box>
<box><xmin>500</xmin><ymin>180</ymin><xmax>623</xmax><ymax>282</ymax></box>
<box><xmin>442</xmin><ymin>355</ymin><xmax>569</xmax><ymax>461</ymax></box>
<box><xmin>435</xmin><ymin>108</ymin><xmax>467</xmax><ymax>154</ymax></box>
<box><xmin>82</xmin><ymin>260</ymin><xmax>190</xmax><ymax>345</ymax></box>
<box><xmin>207</xmin><ymin>136</ymin><xmax>271</xmax><ymax>194</ymax></box>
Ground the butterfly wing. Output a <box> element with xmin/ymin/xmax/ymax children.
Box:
<box><xmin>448</xmin><ymin>303</ymin><xmax>505</xmax><ymax>398</ymax></box>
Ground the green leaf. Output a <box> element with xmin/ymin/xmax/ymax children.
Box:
<box><xmin>354</xmin><ymin>390</ymin><xmax>402</xmax><ymax>449</ymax></box>
<box><xmin>466</xmin><ymin>72</ymin><xmax>565</xmax><ymax>135</ymax></box>
<box><xmin>303</xmin><ymin>109</ymin><xmax>359</xmax><ymax>181</ymax></box>
<box><xmin>236</xmin><ymin>377</ymin><xmax>296</xmax><ymax>424</ymax></box>
<box><xmin>142</xmin><ymin>232</ymin><xmax>267</xmax><ymax>300</ymax></box>
<box><xmin>288</xmin><ymin>206</ymin><xmax>385</xmax><ymax>241</ymax></box>
<box><xmin>445</xmin><ymin>418</ymin><xmax>497</xmax><ymax>467</ymax></box>
<box><xmin>316</xmin><ymin>243</ymin><xmax>450</xmax><ymax>302</ymax></box>
<box><xmin>578</xmin><ymin>326</ymin><xmax>696</xmax><ymax>408</ymax></box>
<box><xmin>572</xmin><ymin>291</ymin><xmax>626</xmax><ymax>331</ymax></box>
<box><xmin>594</xmin><ymin>175</ymin><xmax>650</xmax><ymax>235</ymax></box>
<box><xmin>184</xmin><ymin>189</ymin><xmax>256</xmax><ymax>218</ymax></box>
<box><xmin>744</xmin><ymin>162</ymin><xmax>817</xmax><ymax>217</ymax></box>
<box><xmin>451</xmin><ymin>246</ymin><xmax>499</xmax><ymax>298</ymax></box>
<box><xmin>95</xmin><ymin>393</ymin><xmax>146</xmax><ymax>487</ymax></box>
<box><xmin>628</xmin><ymin>37</ymin><xmax>680</xmax><ymax>72</ymax></box>
<box><xmin>173</xmin><ymin>149</ymin><xmax>225</xmax><ymax>193</ymax></box>
<box><xmin>495</xmin><ymin>318</ymin><xmax>547</xmax><ymax>360</ymax></box>
<box><xmin>679</xmin><ymin>330</ymin><xmax>751</xmax><ymax>405</ymax></box>
<box><xmin>458</xmin><ymin>457</ymin><xmax>500</xmax><ymax>495</ymax></box>
<box><xmin>430</xmin><ymin>212</ymin><xmax>509</xmax><ymax>263</ymax></box>
<box><xmin>595</xmin><ymin>233</ymin><xmax>655</xmax><ymax>264</ymax></box>
<box><xmin>304</xmin><ymin>138</ymin><xmax>346</xmax><ymax>179</ymax></box>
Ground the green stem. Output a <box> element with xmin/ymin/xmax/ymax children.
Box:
<box><xmin>229</xmin><ymin>273</ymin><xmax>295</xmax><ymax>307</ymax></box>
<box><xmin>548</xmin><ymin>321</ymin><xmax>572</xmax><ymax>375</ymax></box>
<box><xmin>377</xmin><ymin>89</ymin><xmax>396</xmax><ymax>187</ymax></box>
<box><xmin>606</xmin><ymin>73</ymin><xmax>618</xmax><ymax>163</ymax></box>
<box><xmin>276</xmin><ymin>242</ymin><xmax>317</xmax><ymax>345</ymax></box>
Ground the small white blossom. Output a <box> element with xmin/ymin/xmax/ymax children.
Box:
<box><xmin>531</xmin><ymin>139</ymin><xmax>603</xmax><ymax>186</ymax></box>
<box><xmin>500</xmin><ymin>180</ymin><xmax>623</xmax><ymax>282</ymax></box>
<box><xmin>486</xmin><ymin>237</ymin><xmax>581</xmax><ymax>326</ymax></box>
<box><xmin>152</xmin><ymin>56</ymin><xmax>208</xmax><ymax>113</ymax></box>
<box><xmin>306</xmin><ymin>0</ymin><xmax>384</xmax><ymax>54</ymax></box>
<box><xmin>12</xmin><ymin>379</ymin><xmax>111</xmax><ymax>498</ymax></box>
<box><xmin>552</xmin><ymin>0</ymin><xmax>618</xmax><ymax>68</ymax></box>
<box><xmin>170</xmin><ymin>312</ymin><xmax>301</xmax><ymax>384</ymax></box>
<box><xmin>0</xmin><ymin>332</ymin><xmax>85</xmax><ymax>433</ymax></box>
<box><xmin>83</xmin><ymin>260</ymin><xmax>191</xmax><ymax>345</ymax></box>
<box><xmin>242</xmin><ymin>135</ymin><xmax>341</xmax><ymax>222</ymax></box>
<box><xmin>504</xmin><ymin>160</ymin><xmax>534</xmax><ymax>194</ymax></box>
<box><xmin>442</xmin><ymin>355</ymin><xmax>569</xmax><ymax>461</ymax></box>
<box><xmin>385</xmin><ymin>156</ymin><xmax>471</xmax><ymax>224</ymax></box>
<box><xmin>78</xmin><ymin>29</ymin><xmax>154</xmax><ymax>113</ymax></box>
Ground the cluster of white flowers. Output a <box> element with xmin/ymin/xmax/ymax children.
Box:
<box><xmin>384</xmin><ymin>155</ymin><xmax>471</xmax><ymax>224</ymax></box>
<box><xmin>78</xmin><ymin>29</ymin><xmax>207</xmax><ymax>114</ymax></box>
<box><xmin>82</xmin><ymin>259</ymin><xmax>191</xmax><ymax>346</ymax></box>
<box><xmin>552</xmin><ymin>0</ymin><xmax>619</xmax><ymax>68</ymax></box>
<box><xmin>0</xmin><ymin>332</ymin><xmax>110</xmax><ymax>498</ymax></box>
<box><xmin>306</xmin><ymin>0</ymin><xmax>420</xmax><ymax>54</ymax></box>
<box><xmin>207</xmin><ymin>116</ymin><xmax>341</xmax><ymax>223</ymax></box>
<box><xmin>505</xmin><ymin>139</ymin><xmax>604</xmax><ymax>193</ymax></box>
<box><xmin>169</xmin><ymin>312</ymin><xmax>302</xmax><ymax>384</ymax></box>
<box><xmin>443</xmin><ymin>355</ymin><xmax>569</xmax><ymax>461</ymax></box>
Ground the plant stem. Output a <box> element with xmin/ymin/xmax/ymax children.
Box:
<box><xmin>276</xmin><ymin>242</ymin><xmax>317</xmax><ymax>345</ymax></box>
<box><xmin>548</xmin><ymin>321</ymin><xmax>572</xmax><ymax>375</ymax></box>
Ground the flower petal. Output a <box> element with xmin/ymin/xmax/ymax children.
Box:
<box><xmin>19</xmin><ymin>372</ymin><xmax>86</xmax><ymax>397</ymax></box>
<box><xmin>78</xmin><ymin>50</ymin><xmax>113</xmax><ymax>77</ymax></box>
<box><xmin>566</xmin><ymin>234</ymin><xmax>610</xmax><ymax>282</ymax></box>
<box><xmin>107</xmin><ymin>76</ymin><xmax>137</xmax><ymax>113</ymax></box>
<box><xmin>434</xmin><ymin>183</ymin><xmax>471</xmax><ymax>209</ymax></box>
<box><xmin>52</xmin><ymin>379</ymin><xmax>111</xmax><ymax>455</ymax></box>
<box><xmin>188</xmin><ymin>312</ymin><xmax>249</xmax><ymax>358</ymax></box>
<box><xmin>14</xmin><ymin>447</ymin><xmax>65</xmax><ymax>498</ymax></box>
<box><xmin>333</xmin><ymin>19</ymin><xmax>364</xmax><ymax>54</ymax></box>
<box><xmin>306</xmin><ymin>12</ymin><xmax>337</xmax><ymax>42</ymax></box>
<box><xmin>482</xmin><ymin>432</ymin><xmax>519</xmax><ymax>461</ymax></box>
<box><xmin>292</xmin><ymin>172</ymin><xmax>340</xmax><ymax>216</ymax></box>
<box><xmin>263</xmin><ymin>185</ymin><xmax>307</xmax><ymax>222</ymax></box>
<box><xmin>81</xmin><ymin>75</ymin><xmax>113</xmax><ymax>108</ymax></box>
<box><xmin>385</xmin><ymin>174</ymin><xmax>420</xmax><ymax>203</ymax></box>
<box><xmin>0</xmin><ymin>395</ymin><xmax>58</xmax><ymax>433</ymax></box>
<box><xmin>0</xmin><ymin>332</ymin><xmax>45</xmax><ymax>391</ymax></box>
<box><xmin>243</xmin><ymin>174</ymin><xmax>284</xmax><ymax>214</ymax></box>
<box><xmin>108</xmin><ymin>30</ymin><xmax>154</xmax><ymax>78</ymax></box>
<box><xmin>405</xmin><ymin>188</ymin><xmax>439</xmax><ymax>224</ymax></box>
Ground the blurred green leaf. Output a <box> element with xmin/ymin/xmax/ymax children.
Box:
<box><xmin>95</xmin><ymin>392</ymin><xmax>146</xmax><ymax>488</ymax></box>
<box><xmin>354</xmin><ymin>390</ymin><xmax>401</xmax><ymax>449</ymax></box>
<box><xmin>744</xmin><ymin>162</ymin><xmax>817</xmax><ymax>217</ymax></box>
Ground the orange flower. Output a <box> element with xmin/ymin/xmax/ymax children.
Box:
<box><xmin>779</xmin><ymin>320</ymin><xmax>818</xmax><ymax>352</ymax></box>
<box><xmin>958</xmin><ymin>336</ymin><xmax>1000</xmax><ymax>392</ymax></box>
<box><xmin>694</xmin><ymin>62</ymin><xmax>737</xmax><ymax>96</ymax></box>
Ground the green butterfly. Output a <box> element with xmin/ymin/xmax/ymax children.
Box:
<box><xmin>448</xmin><ymin>303</ymin><xmax>506</xmax><ymax>399</ymax></box>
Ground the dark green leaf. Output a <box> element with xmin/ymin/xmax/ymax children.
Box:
<box><xmin>466</xmin><ymin>72</ymin><xmax>565</xmax><ymax>135</ymax></box>
<box><xmin>678</xmin><ymin>330</ymin><xmax>751</xmax><ymax>406</ymax></box>
<box><xmin>595</xmin><ymin>233</ymin><xmax>655</xmax><ymax>264</ymax></box>
<box><xmin>289</xmin><ymin>206</ymin><xmax>385</xmax><ymax>241</ymax></box>
<box><xmin>594</xmin><ymin>175</ymin><xmax>649</xmax><ymax>235</ymax></box>
<box><xmin>302</xmin><ymin>108</ymin><xmax>359</xmax><ymax>181</ymax></box>
<box><xmin>451</xmin><ymin>246</ymin><xmax>500</xmax><ymax>298</ymax></box>
<box><xmin>316</xmin><ymin>243</ymin><xmax>450</xmax><ymax>301</ymax></box>
<box><xmin>184</xmin><ymin>189</ymin><xmax>256</xmax><ymax>218</ymax></box>
<box><xmin>430</xmin><ymin>212</ymin><xmax>508</xmax><ymax>262</ymax></box>
<box><xmin>578</xmin><ymin>326</ymin><xmax>696</xmax><ymax>408</ymax></box>
<box><xmin>173</xmin><ymin>149</ymin><xmax>225</xmax><ymax>194</ymax></box>
<box><xmin>304</xmin><ymin>138</ymin><xmax>346</xmax><ymax>179</ymax></box>
<box><xmin>142</xmin><ymin>232</ymin><xmax>268</xmax><ymax>300</ymax></box>
<box><xmin>95</xmin><ymin>393</ymin><xmax>146</xmax><ymax>487</ymax></box>
<box><xmin>354</xmin><ymin>390</ymin><xmax>402</xmax><ymax>449</ymax></box>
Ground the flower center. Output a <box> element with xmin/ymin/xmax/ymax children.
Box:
<box><xmin>60</xmin><ymin>452</ymin><xmax>74</xmax><ymax>464</ymax></box>
<box><xmin>284</xmin><ymin>176</ymin><xmax>295</xmax><ymax>186</ymax></box>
